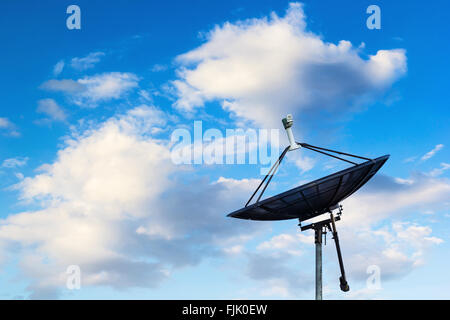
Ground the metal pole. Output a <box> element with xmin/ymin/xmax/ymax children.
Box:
<box><xmin>315</xmin><ymin>227</ymin><xmax>322</xmax><ymax>300</ymax></box>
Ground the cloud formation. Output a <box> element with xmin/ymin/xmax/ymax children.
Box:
<box><xmin>428</xmin><ymin>163</ymin><xmax>450</xmax><ymax>177</ymax></box>
<box><xmin>0</xmin><ymin>106</ymin><xmax>264</xmax><ymax>298</ymax></box>
<box><xmin>53</xmin><ymin>60</ymin><xmax>65</xmax><ymax>76</ymax></box>
<box><xmin>1</xmin><ymin>157</ymin><xmax>28</xmax><ymax>168</ymax></box>
<box><xmin>246</xmin><ymin>252</ymin><xmax>314</xmax><ymax>297</ymax></box>
<box><xmin>0</xmin><ymin>117</ymin><xmax>20</xmax><ymax>137</ymax></box>
<box><xmin>70</xmin><ymin>52</ymin><xmax>105</xmax><ymax>71</ymax></box>
<box><xmin>343</xmin><ymin>173</ymin><xmax>450</xmax><ymax>226</ymax></box>
<box><xmin>245</xmin><ymin>172</ymin><xmax>449</xmax><ymax>297</ymax></box>
<box><xmin>36</xmin><ymin>99</ymin><xmax>67</xmax><ymax>122</ymax></box>
<box><xmin>40</xmin><ymin>72</ymin><xmax>139</xmax><ymax>107</ymax></box>
<box><xmin>421</xmin><ymin>144</ymin><xmax>444</xmax><ymax>161</ymax></box>
<box><xmin>172</xmin><ymin>2</ymin><xmax>407</xmax><ymax>127</ymax></box>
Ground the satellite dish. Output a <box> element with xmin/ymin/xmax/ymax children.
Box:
<box><xmin>228</xmin><ymin>155</ymin><xmax>388</xmax><ymax>221</ymax></box>
<box><xmin>227</xmin><ymin>115</ymin><xmax>389</xmax><ymax>300</ymax></box>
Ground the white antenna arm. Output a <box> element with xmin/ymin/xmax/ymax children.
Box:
<box><xmin>282</xmin><ymin>114</ymin><xmax>300</xmax><ymax>151</ymax></box>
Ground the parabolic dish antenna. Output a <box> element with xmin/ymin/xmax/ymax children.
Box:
<box><xmin>228</xmin><ymin>155</ymin><xmax>389</xmax><ymax>221</ymax></box>
<box><xmin>227</xmin><ymin>114</ymin><xmax>389</xmax><ymax>300</ymax></box>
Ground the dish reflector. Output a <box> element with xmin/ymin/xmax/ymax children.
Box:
<box><xmin>227</xmin><ymin>155</ymin><xmax>389</xmax><ymax>221</ymax></box>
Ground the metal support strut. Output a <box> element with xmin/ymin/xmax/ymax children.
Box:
<box><xmin>245</xmin><ymin>146</ymin><xmax>290</xmax><ymax>207</ymax></box>
<box><xmin>330</xmin><ymin>213</ymin><xmax>349</xmax><ymax>292</ymax></box>
<box><xmin>301</xmin><ymin>209</ymin><xmax>349</xmax><ymax>299</ymax></box>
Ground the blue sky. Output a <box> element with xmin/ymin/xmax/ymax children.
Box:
<box><xmin>0</xmin><ymin>0</ymin><xmax>449</xmax><ymax>299</ymax></box>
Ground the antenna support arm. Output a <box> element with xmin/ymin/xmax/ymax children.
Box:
<box><xmin>330</xmin><ymin>213</ymin><xmax>350</xmax><ymax>292</ymax></box>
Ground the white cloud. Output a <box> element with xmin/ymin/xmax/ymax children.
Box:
<box><xmin>40</xmin><ymin>72</ymin><xmax>139</xmax><ymax>107</ymax></box>
<box><xmin>2</xmin><ymin>157</ymin><xmax>28</xmax><ymax>168</ymax></box>
<box><xmin>421</xmin><ymin>144</ymin><xmax>444</xmax><ymax>161</ymax></box>
<box><xmin>341</xmin><ymin>221</ymin><xmax>443</xmax><ymax>282</ymax></box>
<box><xmin>336</xmin><ymin>174</ymin><xmax>449</xmax><ymax>283</ymax></box>
<box><xmin>394</xmin><ymin>222</ymin><xmax>443</xmax><ymax>247</ymax></box>
<box><xmin>0</xmin><ymin>118</ymin><xmax>12</xmax><ymax>129</ymax></box>
<box><xmin>70</xmin><ymin>52</ymin><xmax>105</xmax><ymax>71</ymax></box>
<box><xmin>0</xmin><ymin>117</ymin><xmax>20</xmax><ymax>137</ymax></box>
<box><xmin>286</xmin><ymin>151</ymin><xmax>315</xmax><ymax>173</ymax></box>
<box><xmin>76</xmin><ymin>73</ymin><xmax>139</xmax><ymax>105</ymax></box>
<box><xmin>224</xmin><ymin>245</ymin><xmax>244</xmax><ymax>255</ymax></box>
<box><xmin>0</xmin><ymin>106</ymin><xmax>264</xmax><ymax>298</ymax></box>
<box><xmin>172</xmin><ymin>2</ymin><xmax>406</xmax><ymax>127</ymax></box>
<box><xmin>257</xmin><ymin>233</ymin><xmax>313</xmax><ymax>256</ymax></box>
<box><xmin>138</xmin><ymin>89</ymin><xmax>153</xmax><ymax>103</ymax></box>
<box><xmin>340</xmin><ymin>174</ymin><xmax>450</xmax><ymax>280</ymax></box>
<box><xmin>403</xmin><ymin>156</ymin><xmax>417</xmax><ymax>163</ymax></box>
<box><xmin>51</xmin><ymin>52</ymin><xmax>103</xmax><ymax>77</ymax></box>
<box><xmin>36</xmin><ymin>99</ymin><xmax>67</xmax><ymax>122</ymax></box>
<box><xmin>151</xmin><ymin>64</ymin><xmax>168</xmax><ymax>72</ymax></box>
<box><xmin>15</xmin><ymin>172</ymin><xmax>25</xmax><ymax>180</ymax></box>
<box><xmin>394</xmin><ymin>177</ymin><xmax>414</xmax><ymax>185</ymax></box>
<box><xmin>342</xmin><ymin>174</ymin><xmax>450</xmax><ymax>227</ymax></box>
<box><xmin>17</xmin><ymin>107</ymin><xmax>172</xmax><ymax>213</ymax></box>
<box><xmin>247</xmin><ymin>221</ymin><xmax>444</xmax><ymax>298</ymax></box>
<box><xmin>428</xmin><ymin>163</ymin><xmax>450</xmax><ymax>177</ymax></box>
<box><xmin>246</xmin><ymin>172</ymin><xmax>449</xmax><ymax>297</ymax></box>
<box><xmin>215</xmin><ymin>176</ymin><xmax>260</xmax><ymax>189</ymax></box>
<box><xmin>40</xmin><ymin>79</ymin><xmax>85</xmax><ymax>93</ymax></box>
<box><xmin>53</xmin><ymin>60</ymin><xmax>65</xmax><ymax>76</ymax></box>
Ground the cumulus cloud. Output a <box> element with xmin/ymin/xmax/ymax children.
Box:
<box><xmin>76</xmin><ymin>72</ymin><xmax>139</xmax><ymax>105</ymax></box>
<box><xmin>342</xmin><ymin>173</ymin><xmax>450</xmax><ymax>226</ymax></box>
<box><xmin>245</xmin><ymin>172</ymin><xmax>449</xmax><ymax>297</ymax></box>
<box><xmin>0</xmin><ymin>105</ymin><xmax>265</xmax><ymax>298</ymax></box>
<box><xmin>328</xmin><ymin>174</ymin><xmax>448</xmax><ymax>281</ymax></box>
<box><xmin>36</xmin><ymin>99</ymin><xmax>67</xmax><ymax>122</ymax></box>
<box><xmin>70</xmin><ymin>52</ymin><xmax>105</xmax><ymax>71</ymax></box>
<box><xmin>40</xmin><ymin>72</ymin><xmax>139</xmax><ymax>107</ymax></box>
<box><xmin>249</xmin><ymin>221</ymin><xmax>439</xmax><ymax>298</ymax></box>
<box><xmin>339</xmin><ymin>222</ymin><xmax>443</xmax><ymax>283</ymax></box>
<box><xmin>171</xmin><ymin>2</ymin><xmax>407</xmax><ymax>127</ymax></box>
